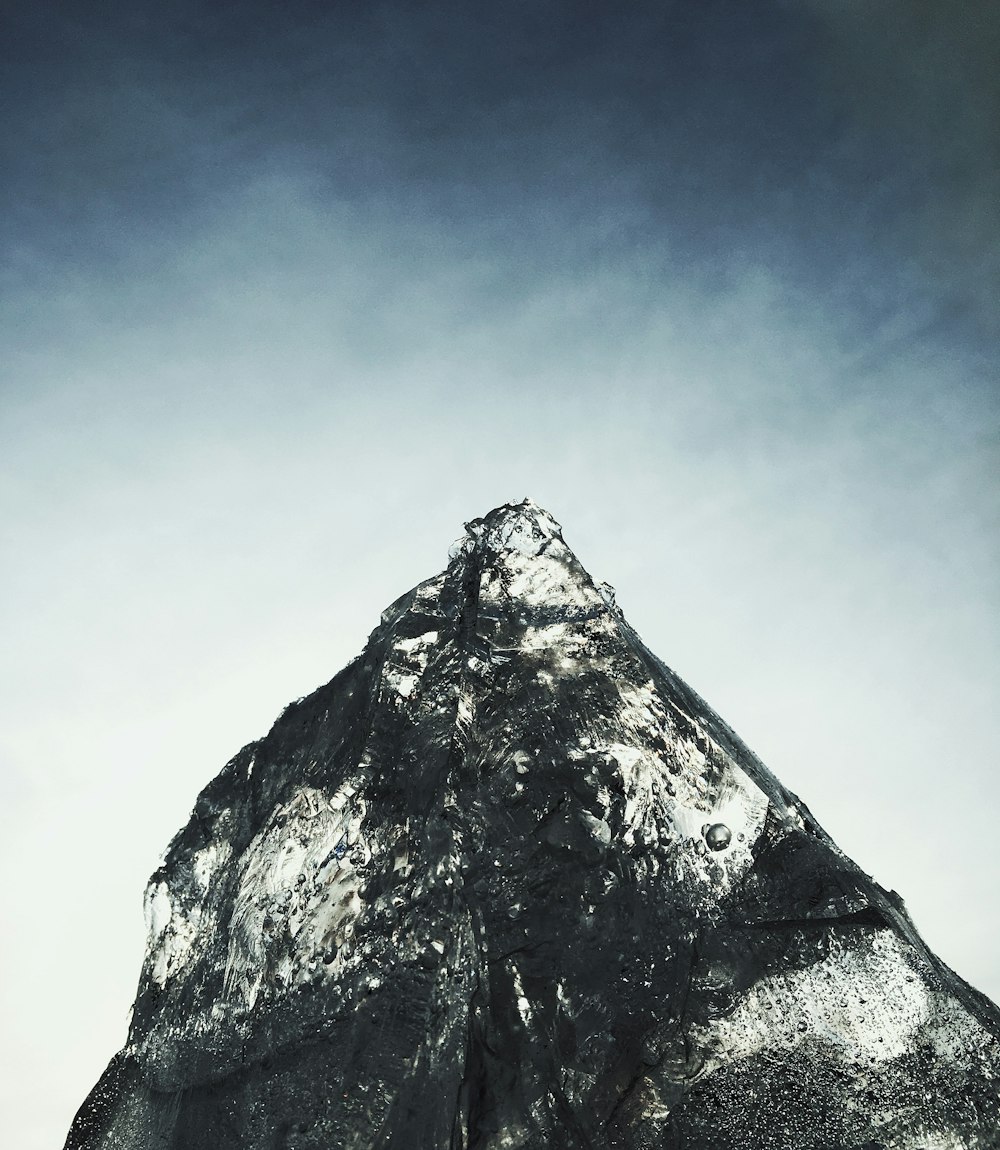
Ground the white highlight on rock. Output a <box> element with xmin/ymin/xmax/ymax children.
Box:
<box><xmin>192</xmin><ymin>840</ymin><xmax>231</xmax><ymax>891</ymax></box>
<box><xmin>223</xmin><ymin>783</ymin><xmax>370</xmax><ymax>1009</ymax></box>
<box><xmin>694</xmin><ymin>931</ymin><xmax>931</xmax><ymax>1072</ymax></box>
<box><xmin>144</xmin><ymin>880</ymin><xmax>200</xmax><ymax>989</ymax></box>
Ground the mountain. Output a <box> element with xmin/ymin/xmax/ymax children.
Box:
<box><xmin>66</xmin><ymin>500</ymin><xmax>1000</xmax><ymax>1149</ymax></box>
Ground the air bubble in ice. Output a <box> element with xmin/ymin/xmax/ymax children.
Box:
<box><xmin>704</xmin><ymin>823</ymin><xmax>732</xmax><ymax>851</ymax></box>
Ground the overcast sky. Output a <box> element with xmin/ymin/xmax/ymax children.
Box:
<box><xmin>2</xmin><ymin>3</ymin><xmax>998</xmax><ymax>1147</ymax></box>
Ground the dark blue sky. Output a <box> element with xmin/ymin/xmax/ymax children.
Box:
<box><xmin>4</xmin><ymin>0</ymin><xmax>997</xmax><ymax>355</ymax></box>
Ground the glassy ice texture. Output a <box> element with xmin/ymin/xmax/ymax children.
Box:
<box><xmin>66</xmin><ymin>502</ymin><xmax>1000</xmax><ymax>1149</ymax></box>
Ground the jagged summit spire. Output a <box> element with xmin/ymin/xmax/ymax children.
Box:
<box><xmin>66</xmin><ymin>508</ymin><xmax>1000</xmax><ymax>1150</ymax></box>
<box><xmin>449</xmin><ymin>499</ymin><xmax>574</xmax><ymax>580</ymax></box>
<box><xmin>460</xmin><ymin>498</ymin><xmax>564</xmax><ymax>555</ymax></box>
<box><xmin>440</xmin><ymin>499</ymin><xmax>611</xmax><ymax>639</ymax></box>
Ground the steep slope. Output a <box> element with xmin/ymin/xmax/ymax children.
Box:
<box><xmin>66</xmin><ymin>500</ymin><xmax>1000</xmax><ymax>1149</ymax></box>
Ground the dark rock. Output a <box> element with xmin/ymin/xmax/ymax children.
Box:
<box><xmin>65</xmin><ymin>500</ymin><xmax>1000</xmax><ymax>1149</ymax></box>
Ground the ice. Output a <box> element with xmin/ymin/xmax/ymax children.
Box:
<box><xmin>66</xmin><ymin>501</ymin><xmax>1000</xmax><ymax>1150</ymax></box>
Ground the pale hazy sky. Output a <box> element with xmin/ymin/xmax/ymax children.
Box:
<box><xmin>2</xmin><ymin>3</ymin><xmax>998</xmax><ymax>1147</ymax></box>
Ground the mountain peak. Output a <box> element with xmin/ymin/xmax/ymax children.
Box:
<box><xmin>462</xmin><ymin>498</ymin><xmax>563</xmax><ymax>556</ymax></box>
<box><xmin>65</xmin><ymin>509</ymin><xmax>1000</xmax><ymax>1150</ymax></box>
<box><xmin>443</xmin><ymin>499</ymin><xmax>609</xmax><ymax>635</ymax></box>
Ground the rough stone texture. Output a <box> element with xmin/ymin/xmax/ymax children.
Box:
<box><xmin>66</xmin><ymin>501</ymin><xmax>1000</xmax><ymax>1149</ymax></box>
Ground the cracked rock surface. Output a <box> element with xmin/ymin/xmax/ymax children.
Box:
<box><xmin>66</xmin><ymin>501</ymin><xmax>1000</xmax><ymax>1149</ymax></box>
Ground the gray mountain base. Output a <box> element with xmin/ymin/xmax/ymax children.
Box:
<box><xmin>66</xmin><ymin>502</ymin><xmax>1000</xmax><ymax>1149</ymax></box>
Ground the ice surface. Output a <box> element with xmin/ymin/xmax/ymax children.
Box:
<box><xmin>66</xmin><ymin>500</ymin><xmax>1000</xmax><ymax>1149</ymax></box>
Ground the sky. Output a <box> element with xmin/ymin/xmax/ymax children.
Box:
<box><xmin>1</xmin><ymin>2</ymin><xmax>997</xmax><ymax>1146</ymax></box>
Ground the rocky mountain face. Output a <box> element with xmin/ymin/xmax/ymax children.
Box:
<box><xmin>66</xmin><ymin>501</ymin><xmax>1000</xmax><ymax>1149</ymax></box>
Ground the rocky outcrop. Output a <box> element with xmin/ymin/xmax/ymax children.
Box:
<box><xmin>66</xmin><ymin>500</ymin><xmax>1000</xmax><ymax>1149</ymax></box>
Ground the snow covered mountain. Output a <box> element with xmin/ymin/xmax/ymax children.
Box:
<box><xmin>66</xmin><ymin>500</ymin><xmax>1000</xmax><ymax>1149</ymax></box>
